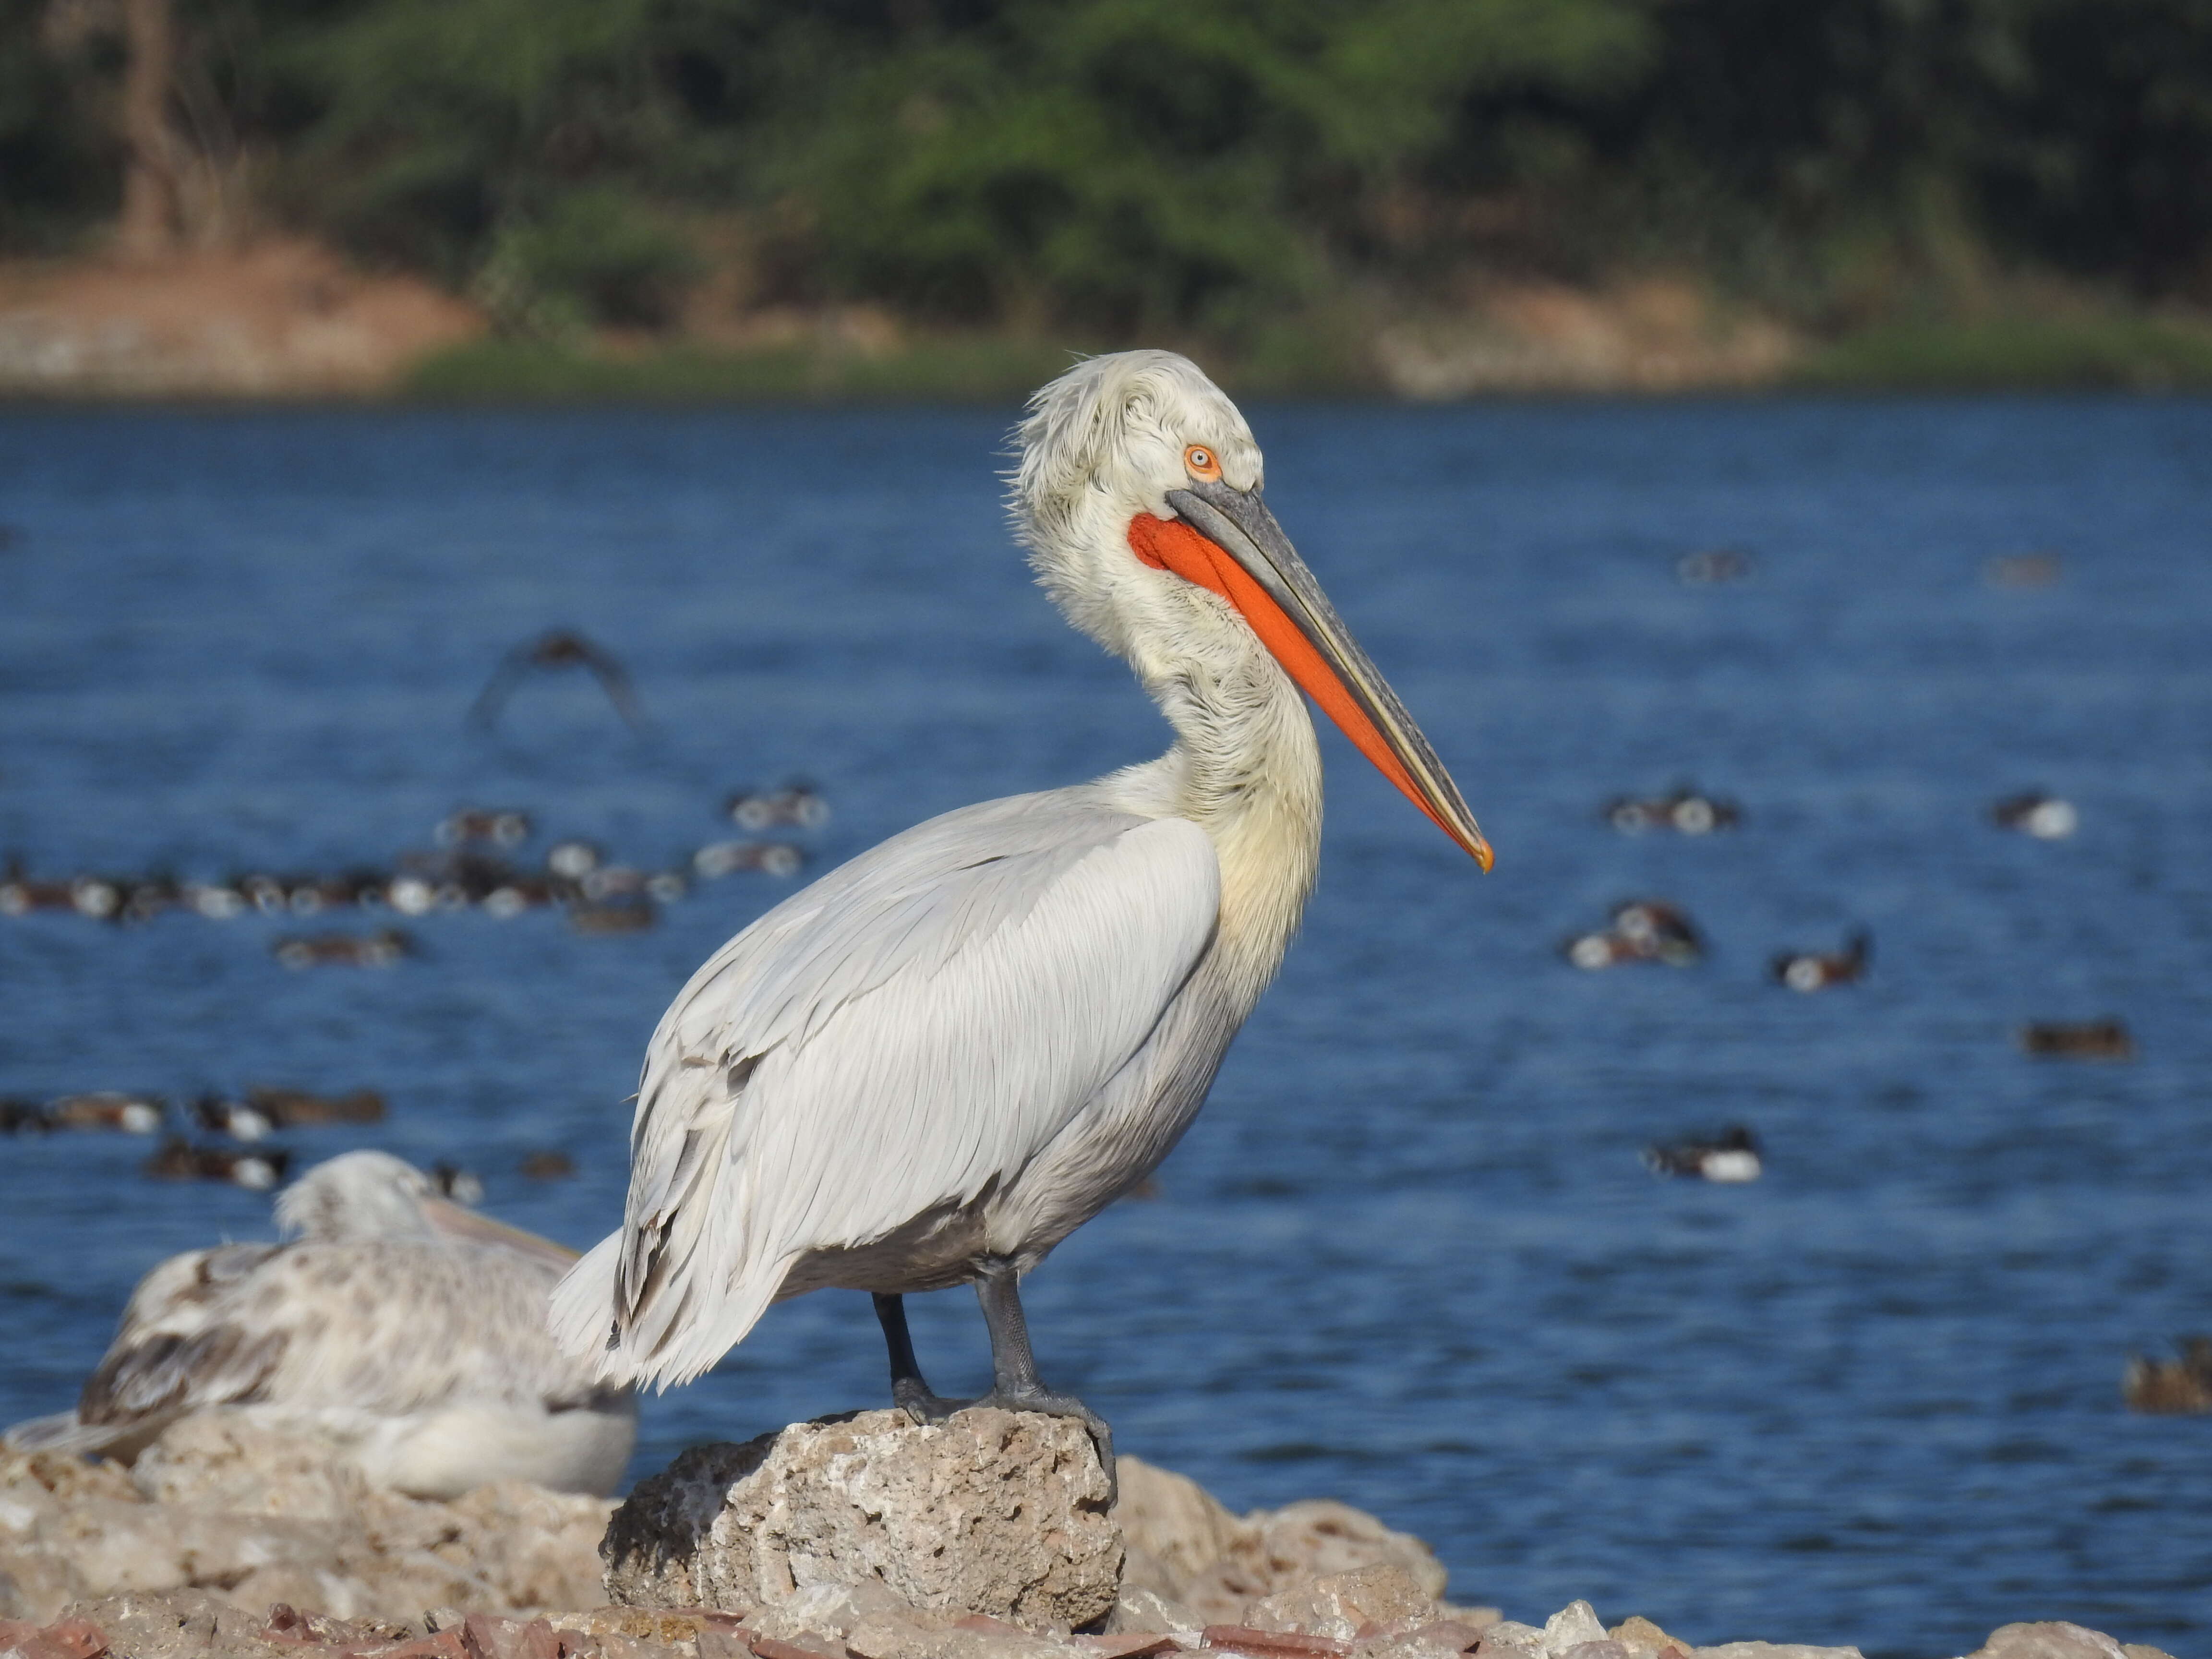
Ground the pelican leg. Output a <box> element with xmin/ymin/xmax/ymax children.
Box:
<box><xmin>970</xmin><ymin>1262</ymin><xmax>1116</xmax><ymax>1501</ymax></box>
<box><xmin>874</xmin><ymin>1293</ymin><xmax>964</xmax><ymax>1421</ymax></box>
<box><xmin>874</xmin><ymin>1274</ymin><xmax>1115</xmax><ymax>1501</ymax></box>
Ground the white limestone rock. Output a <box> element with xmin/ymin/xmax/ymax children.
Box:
<box><xmin>601</xmin><ymin>1409</ymin><xmax>1118</xmax><ymax>1635</ymax></box>
<box><xmin>1110</xmin><ymin>1458</ymin><xmax>1449</xmax><ymax>1626</ymax></box>
<box><xmin>1246</xmin><ymin>1564</ymin><xmax>1441</xmax><ymax>1640</ymax></box>
<box><xmin>1964</xmin><ymin>1626</ymin><xmax>2168</xmax><ymax>1659</ymax></box>
<box><xmin>1542</xmin><ymin>1604</ymin><xmax>1607</xmax><ymax>1656</ymax></box>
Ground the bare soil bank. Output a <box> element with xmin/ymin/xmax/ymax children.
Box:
<box><xmin>5</xmin><ymin>243</ymin><xmax>2212</xmax><ymax>400</ymax></box>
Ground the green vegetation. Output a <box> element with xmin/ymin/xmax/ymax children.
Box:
<box><xmin>1798</xmin><ymin>313</ymin><xmax>2212</xmax><ymax>391</ymax></box>
<box><xmin>9</xmin><ymin>0</ymin><xmax>2212</xmax><ymax>391</ymax></box>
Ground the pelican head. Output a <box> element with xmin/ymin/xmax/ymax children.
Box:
<box><xmin>1012</xmin><ymin>350</ymin><xmax>1491</xmax><ymax>868</ymax></box>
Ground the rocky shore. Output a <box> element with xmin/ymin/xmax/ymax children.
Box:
<box><xmin>0</xmin><ymin>1412</ymin><xmax>2175</xmax><ymax>1659</ymax></box>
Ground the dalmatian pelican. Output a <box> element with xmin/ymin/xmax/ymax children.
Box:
<box><xmin>551</xmin><ymin>350</ymin><xmax>1490</xmax><ymax>1483</ymax></box>
<box><xmin>9</xmin><ymin>1151</ymin><xmax>636</xmax><ymax>1498</ymax></box>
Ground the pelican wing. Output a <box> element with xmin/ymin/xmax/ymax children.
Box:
<box><xmin>552</xmin><ymin>791</ymin><xmax>1220</xmax><ymax>1387</ymax></box>
<box><xmin>0</xmin><ymin>1244</ymin><xmax>280</xmax><ymax>1455</ymax></box>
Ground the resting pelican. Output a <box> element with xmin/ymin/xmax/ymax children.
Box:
<box><xmin>550</xmin><ymin>351</ymin><xmax>1489</xmax><ymax>1479</ymax></box>
<box><xmin>7</xmin><ymin>1151</ymin><xmax>636</xmax><ymax>1498</ymax></box>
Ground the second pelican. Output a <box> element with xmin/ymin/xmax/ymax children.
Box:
<box><xmin>551</xmin><ymin>351</ymin><xmax>1489</xmax><ymax>1477</ymax></box>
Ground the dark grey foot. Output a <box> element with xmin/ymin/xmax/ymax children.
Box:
<box><xmin>890</xmin><ymin>1374</ymin><xmax>967</xmax><ymax>1423</ymax></box>
<box><xmin>889</xmin><ymin>1377</ymin><xmax>1114</xmax><ymax>1498</ymax></box>
<box><xmin>871</xmin><ymin>1283</ymin><xmax>1117</xmax><ymax>1503</ymax></box>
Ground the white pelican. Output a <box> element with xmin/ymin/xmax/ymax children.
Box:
<box><xmin>550</xmin><ymin>350</ymin><xmax>1490</xmax><ymax>1481</ymax></box>
<box><xmin>6</xmin><ymin>1151</ymin><xmax>636</xmax><ymax>1498</ymax></box>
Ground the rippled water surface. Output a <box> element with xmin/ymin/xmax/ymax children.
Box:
<box><xmin>3</xmin><ymin>397</ymin><xmax>2210</xmax><ymax>1658</ymax></box>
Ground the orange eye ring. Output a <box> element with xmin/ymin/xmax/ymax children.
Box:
<box><xmin>1184</xmin><ymin>444</ymin><xmax>1222</xmax><ymax>482</ymax></box>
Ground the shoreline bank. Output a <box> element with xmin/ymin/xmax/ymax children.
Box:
<box><xmin>7</xmin><ymin>247</ymin><xmax>2212</xmax><ymax>405</ymax></box>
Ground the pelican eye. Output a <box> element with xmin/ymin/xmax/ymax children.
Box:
<box><xmin>1184</xmin><ymin>445</ymin><xmax>1222</xmax><ymax>482</ymax></box>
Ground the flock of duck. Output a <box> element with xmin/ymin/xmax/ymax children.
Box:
<box><xmin>0</xmin><ymin>788</ymin><xmax>823</xmax><ymax>954</ymax></box>
<box><xmin>0</xmin><ymin>776</ymin><xmax>829</xmax><ymax>1190</ymax></box>
<box><xmin>1564</xmin><ymin>780</ymin><xmax>2121</xmax><ymax>1190</ymax></box>
<box><xmin>0</xmin><ymin>1079</ymin><xmax>524</xmax><ymax>1196</ymax></box>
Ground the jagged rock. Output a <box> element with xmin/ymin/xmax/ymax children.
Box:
<box><xmin>1101</xmin><ymin>1588</ymin><xmax>1200</xmax><ymax>1637</ymax></box>
<box><xmin>1358</xmin><ymin>1623</ymin><xmax>1490</xmax><ymax>1659</ymax></box>
<box><xmin>0</xmin><ymin>1546</ymin><xmax>88</xmax><ymax>1625</ymax></box>
<box><xmin>745</xmin><ymin>1580</ymin><xmax>944</xmax><ymax>1645</ymax></box>
<box><xmin>1247</xmin><ymin>1565</ymin><xmax>1439</xmax><ymax>1640</ymax></box>
<box><xmin>601</xmin><ymin>1410</ymin><xmax>1117</xmax><ymax>1635</ymax></box>
<box><xmin>1607</xmin><ymin>1620</ymin><xmax>1685</xmax><ymax>1659</ymax></box>
<box><xmin>1111</xmin><ymin>1460</ymin><xmax>1449</xmax><ymax>1626</ymax></box>
<box><xmin>0</xmin><ymin>1615</ymin><xmax>105</xmax><ymax>1659</ymax></box>
<box><xmin>1112</xmin><ymin>1459</ymin><xmax>1249</xmax><ymax>1604</ymax></box>
<box><xmin>1541</xmin><ymin>1605</ymin><xmax>1606</xmax><ymax>1655</ymax></box>
<box><xmin>1965</xmin><ymin>1628</ymin><xmax>2159</xmax><ymax>1659</ymax></box>
<box><xmin>1473</xmin><ymin>1621</ymin><xmax>1546</xmax><ymax>1659</ymax></box>
<box><xmin>0</xmin><ymin>1429</ymin><xmax>609</xmax><ymax>1626</ymax></box>
<box><xmin>133</xmin><ymin>1417</ymin><xmax>369</xmax><ymax>1519</ymax></box>
<box><xmin>56</xmin><ymin>1588</ymin><xmax>284</xmax><ymax>1659</ymax></box>
<box><xmin>1692</xmin><ymin>1646</ymin><xmax>1863</xmax><ymax>1659</ymax></box>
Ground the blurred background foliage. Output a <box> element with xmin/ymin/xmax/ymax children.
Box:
<box><xmin>5</xmin><ymin>0</ymin><xmax>2212</xmax><ymax>360</ymax></box>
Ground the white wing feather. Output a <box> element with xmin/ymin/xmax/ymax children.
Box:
<box><xmin>551</xmin><ymin>791</ymin><xmax>1219</xmax><ymax>1387</ymax></box>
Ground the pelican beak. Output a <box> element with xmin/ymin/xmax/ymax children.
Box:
<box><xmin>421</xmin><ymin>1194</ymin><xmax>584</xmax><ymax>1270</ymax></box>
<box><xmin>1136</xmin><ymin>481</ymin><xmax>1492</xmax><ymax>870</ymax></box>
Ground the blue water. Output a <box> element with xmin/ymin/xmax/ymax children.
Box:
<box><xmin>3</xmin><ymin>397</ymin><xmax>2211</xmax><ymax>1658</ymax></box>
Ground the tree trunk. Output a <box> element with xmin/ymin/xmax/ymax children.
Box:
<box><xmin>115</xmin><ymin>0</ymin><xmax>180</xmax><ymax>259</ymax></box>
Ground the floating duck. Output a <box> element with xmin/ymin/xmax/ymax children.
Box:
<box><xmin>250</xmin><ymin>1086</ymin><xmax>386</xmax><ymax>1126</ymax></box>
<box><xmin>569</xmin><ymin>899</ymin><xmax>655</xmax><ymax>935</ymax></box>
<box><xmin>272</xmin><ymin>928</ymin><xmax>411</xmax><ymax>970</ymax></box>
<box><xmin>1643</xmin><ymin>1126</ymin><xmax>1762</xmax><ymax>1182</ymax></box>
<box><xmin>725</xmin><ymin>784</ymin><xmax>830</xmax><ymax>831</ymax></box>
<box><xmin>236</xmin><ymin>873</ymin><xmax>292</xmax><ymax>915</ymax></box>
<box><xmin>143</xmin><ymin>1138</ymin><xmax>291</xmax><ymax>1189</ymax></box>
<box><xmin>68</xmin><ymin>877</ymin><xmax>123</xmax><ymax>921</ymax></box>
<box><xmin>482</xmin><ymin>877</ymin><xmax>555</xmax><ymax>919</ymax></box>
<box><xmin>183</xmin><ymin>881</ymin><xmax>249</xmax><ymax>919</ymax></box>
<box><xmin>469</xmin><ymin>628</ymin><xmax>647</xmax><ymax>734</ymax></box>
<box><xmin>190</xmin><ymin>1096</ymin><xmax>276</xmax><ymax>1142</ymax></box>
<box><xmin>1772</xmin><ymin>928</ymin><xmax>1869</xmax><ymax>992</ymax></box>
<box><xmin>518</xmin><ymin>1150</ymin><xmax>575</xmax><ymax>1180</ymax></box>
<box><xmin>281</xmin><ymin>872</ymin><xmax>386</xmax><ymax>915</ymax></box>
<box><xmin>2125</xmin><ymin>1339</ymin><xmax>2212</xmax><ymax>1414</ymax></box>
<box><xmin>48</xmin><ymin>1092</ymin><xmax>166</xmax><ymax>1134</ymax></box>
<box><xmin>0</xmin><ymin>1100</ymin><xmax>50</xmax><ymax>1133</ymax></box>
<box><xmin>545</xmin><ymin>840</ymin><xmax>603</xmax><ymax>881</ymax></box>
<box><xmin>120</xmin><ymin>878</ymin><xmax>181</xmax><ymax>922</ymax></box>
<box><xmin>436</xmin><ymin>808</ymin><xmax>533</xmax><ymax>848</ymax></box>
<box><xmin>2018</xmin><ymin>1019</ymin><xmax>2134</xmax><ymax>1061</ymax></box>
<box><xmin>383</xmin><ymin>873</ymin><xmax>441</xmax><ymax>915</ymax></box>
<box><xmin>430</xmin><ymin>1162</ymin><xmax>486</xmax><ymax>1205</ymax></box>
<box><xmin>1677</xmin><ymin>548</ymin><xmax>1754</xmax><ymax>584</ymax></box>
<box><xmin>1605</xmin><ymin>786</ymin><xmax>1742</xmax><ymax>836</ymax></box>
<box><xmin>578</xmin><ymin>866</ymin><xmax>649</xmax><ymax>902</ymax></box>
<box><xmin>0</xmin><ymin>873</ymin><xmax>74</xmax><ymax>914</ymax></box>
<box><xmin>1984</xmin><ymin>553</ymin><xmax>2060</xmax><ymax>589</ymax></box>
<box><xmin>1991</xmin><ymin>792</ymin><xmax>2077</xmax><ymax>840</ymax></box>
<box><xmin>1565</xmin><ymin>900</ymin><xmax>1703</xmax><ymax>970</ymax></box>
<box><xmin>693</xmin><ymin>839</ymin><xmax>807</xmax><ymax>880</ymax></box>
